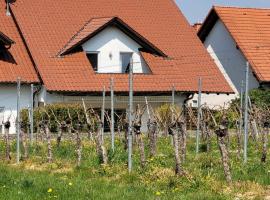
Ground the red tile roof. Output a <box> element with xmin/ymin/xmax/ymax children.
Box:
<box><xmin>58</xmin><ymin>16</ymin><xmax>166</xmax><ymax>57</ymax></box>
<box><xmin>0</xmin><ymin>31</ymin><xmax>14</xmax><ymax>46</ymax></box>
<box><xmin>58</xmin><ymin>17</ymin><xmax>115</xmax><ymax>56</ymax></box>
<box><xmin>199</xmin><ymin>6</ymin><xmax>270</xmax><ymax>83</ymax></box>
<box><xmin>0</xmin><ymin>1</ymin><xmax>39</xmax><ymax>84</ymax></box>
<box><xmin>9</xmin><ymin>0</ymin><xmax>232</xmax><ymax>93</ymax></box>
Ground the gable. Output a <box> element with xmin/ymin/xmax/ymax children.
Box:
<box><xmin>58</xmin><ymin>17</ymin><xmax>166</xmax><ymax>57</ymax></box>
<box><xmin>199</xmin><ymin>6</ymin><xmax>270</xmax><ymax>83</ymax></box>
<box><xmin>82</xmin><ymin>26</ymin><xmax>151</xmax><ymax>73</ymax></box>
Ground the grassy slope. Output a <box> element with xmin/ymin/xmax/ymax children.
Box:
<box><xmin>0</xmin><ymin>135</ymin><xmax>269</xmax><ymax>200</ymax></box>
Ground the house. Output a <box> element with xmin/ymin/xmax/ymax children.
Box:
<box><xmin>0</xmin><ymin>4</ymin><xmax>39</xmax><ymax>134</ymax></box>
<box><xmin>194</xmin><ymin>6</ymin><xmax>270</xmax><ymax>107</ymax></box>
<box><xmin>0</xmin><ymin>0</ymin><xmax>232</xmax><ymax>133</ymax></box>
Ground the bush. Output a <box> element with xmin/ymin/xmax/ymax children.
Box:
<box><xmin>249</xmin><ymin>88</ymin><xmax>270</xmax><ymax>107</ymax></box>
<box><xmin>20</xmin><ymin>104</ymin><xmax>87</xmax><ymax>133</ymax></box>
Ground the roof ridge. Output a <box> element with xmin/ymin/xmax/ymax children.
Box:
<box><xmin>57</xmin><ymin>16</ymin><xmax>117</xmax><ymax>57</ymax></box>
<box><xmin>214</xmin><ymin>5</ymin><xmax>270</xmax><ymax>11</ymax></box>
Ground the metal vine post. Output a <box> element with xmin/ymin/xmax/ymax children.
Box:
<box><xmin>128</xmin><ymin>58</ymin><xmax>133</xmax><ymax>173</ymax></box>
<box><xmin>16</xmin><ymin>77</ymin><xmax>21</xmax><ymax>164</ymax></box>
<box><xmin>196</xmin><ymin>77</ymin><xmax>202</xmax><ymax>154</ymax></box>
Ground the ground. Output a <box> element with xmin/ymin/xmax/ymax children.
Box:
<box><xmin>0</xmin><ymin>133</ymin><xmax>269</xmax><ymax>200</ymax></box>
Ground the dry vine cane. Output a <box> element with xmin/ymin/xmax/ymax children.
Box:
<box><xmin>50</xmin><ymin>108</ymin><xmax>66</xmax><ymax>148</ymax></box>
<box><xmin>261</xmin><ymin>121</ymin><xmax>269</xmax><ymax>163</ymax></box>
<box><xmin>4</xmin><ymin>119</ymin><xmax>11</xmax><ymax>161</ymax></box>
<box><xmin>168</xmin><ymin>121</ymin><xmax>184</xmax><ymax>176</ymax></box>
<box><xmin>171</xmin><ymin>106</ymin><xmax>187</xmax><ymax>163</ymax></box>
<box><xmin>86</xmin><ymin>107</ymin><xmax>108</xmax><ymax>165</ymax></box>
<box><xmin>43</xmin><ymin>110</ymin><xmax>53</xmax><ymax>163</ymax></box>
<box><xmin>215</xmin><ymin>123</ymin><xmax>232</xmax><ymax>184</ymax></box>
<box><xmin>74</xmin><ymin>112</ymin><xmax>83</xmax><ymax>167</ymax></box>
<box><xmin>133</xmin><ymin>104</ymin><xmax>146</xmax><ymax>168</ymax></box>
<box><xmin>20</xmin><ymin>121</ymin><xmax>29</xmax><ymax>159</ymax></box>
<box><xmin>148</xmin><ymin>117</ymin><xmax>158</xmax><ymax>158</ymax></box>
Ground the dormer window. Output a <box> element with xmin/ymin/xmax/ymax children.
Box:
<box><xmin>121</xmin><ymin>52</ymin><xmax>133</xmax><ymax>73</ymax></box>
<box><xmin>86</xmin><ymin>52</ymin><xmax>98</xmax><ymax>72</ymax></box>
<box><xmin>58</xmin><ymin>17</ymin><xmax>167</xmax><ymax>74</ymax></box>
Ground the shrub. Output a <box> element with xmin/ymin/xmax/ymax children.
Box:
<box><xmin>20</xmin><ymin>104</ymin><xmax>87</xmax><ymax>133</ymax></box>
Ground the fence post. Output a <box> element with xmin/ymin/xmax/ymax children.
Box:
<box><xmin>16</xmin><ymin>77</ymin><xmax>21</xmax><ymax>164</ymax></box>
<box><xmin>128</xmin><ymin>58</ymin><xmax>134</xmax><ymax>173</ymax></box>
<box><xmin>30</xmin><ymin>84</ymin><xmax>34</xmax><ymax>144</ymax></box>
<box><xmin>244</xmin><ymin>62</ymin><xmax>249</xmax><ymax>163</ymax></box>
<box><xmin>101</xmin><ymin>86</ymin><xmax>105</xmax><ymax>143</ymax></box>
<box><xmin>196</xmin><ymin>77</ymin><xmax>202</xmax><ymax>154</ymax></box>
<box><xmin>110</xmin><ymin>78</ymin><xmax>115</xmax><ymax>152</ymax></box>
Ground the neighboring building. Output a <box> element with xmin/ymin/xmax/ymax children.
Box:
<box><xmin>0</xmin><ymin>1</ymin><xmax>232</xmax><ymax>133</ymax></box>
<box><xmin>0</xmin><ymin>8</ymin><xmax>39</xmax><ymax>134</ymax></box>
<box><xmin>193</xmin><ymin>6</ymin><xmax>270</xmax><ymax>107</ymax></box>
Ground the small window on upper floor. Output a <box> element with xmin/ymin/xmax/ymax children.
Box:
<box><xmin>86</xmin><ymin>52</ymin><xmax>98</xmax><ymax>72</ymax></box>
<box><xmin>120</xmin><ymin>52</ymin><xmax>133</xmax><ymax>73</ymax></box>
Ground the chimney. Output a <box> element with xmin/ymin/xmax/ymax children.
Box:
<box><xmin>192</xmin><ymin>23</ymin><xmax>202</xmax><ymax>32</ymax></box>
<box><xmin>6</xmin><ymin>0</ymin><xmax>11</xmax><ymax>16</ymax></box>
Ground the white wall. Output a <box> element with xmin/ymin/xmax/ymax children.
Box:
<box><xmin>82</xmin><ymin>26</ymin><xmax>150</xmax><ymax>73</ymax></box>
<box><xmin>39</xmin><ymin>87</ymin><xmax>187</xmax><ymax>132</ymax></box>
<box><xmin>0</xmin><ymin>85</ymin><xmax>32</xmax><ymax>134</ymax></box>
<box><xmin>190</xmin><ymin>19</ymin><xmax>260</xmax><ymax>107</ymax></box>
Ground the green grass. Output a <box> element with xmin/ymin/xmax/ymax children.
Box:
<box><xmin>0</xmin><ymin>134</ymin><xmax>269</xmax><ymax>200</ymax></box>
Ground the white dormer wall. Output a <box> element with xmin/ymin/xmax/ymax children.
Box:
<box><xmin>82</xmin><ymin>26</ymin><xmax>150</xmax><ymax>73</ymax></box>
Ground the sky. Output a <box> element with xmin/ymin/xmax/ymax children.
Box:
<box><xmin>176</xmin><ymin>0</ymin><xmax>270</xmax><ymax>24</ymax></box>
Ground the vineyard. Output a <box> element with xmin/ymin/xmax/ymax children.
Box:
<box><xmin>0</xmin><ymin>99</ymin><xmax>269</xmax><ymax>200</ymax></box>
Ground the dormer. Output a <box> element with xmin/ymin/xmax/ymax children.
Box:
<box><xmin>0</xmin><ymin>31</ymin><xmax>14</xmax><ymax>62</ymax></box>
<box><xmin>58</xmin><ymin>17</ymin><xmax>167</xmax><ymax>74</ymax></box>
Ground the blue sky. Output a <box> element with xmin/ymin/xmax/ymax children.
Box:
<box><xmin>176</xmin><ymin>0</ymin><xmax>270</xmax><ymax>24</ymax></box>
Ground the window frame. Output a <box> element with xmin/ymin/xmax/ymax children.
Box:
<box><xmin>86</xmin><ymin>51</ymin><xmax>99</xmax><ymax>72</ymax></box>
<box><xmin>120</xmin><ymin>52</ymin><xmax>133</xmax><ymax>74</ymax></box>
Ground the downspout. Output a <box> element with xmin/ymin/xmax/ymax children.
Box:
<box><xmin>33</xmin><ymin>85</ymin><xmax>42</xmax><ymax>107</ymax></box>
<box><xmin>183</xmin><ymin>93</ymin><xmax>194</xmax><ymax>118</ymax></box>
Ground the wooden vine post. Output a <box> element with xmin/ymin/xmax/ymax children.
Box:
<box><xmin>4</xmin><ymin>120</ymin><xmax>11</xmax><ymax>160</ymax></box>
<box><xmin>215</xmin><ymin>124</ymin><xmax>232</xmax><ymax>184</ymax></box>
<box><xmin>133</xmin><ymin>104</ymin><xmax>146</xmax><ymax>168</ymax></box>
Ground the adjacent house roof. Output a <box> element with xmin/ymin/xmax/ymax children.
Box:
<box><xmin>58</xmin><ymin>16</ymin><xmax>166</xmax><ymax>57</ymax></box>
<box><xmin>198</xmin><ymin>6</ymin><xmax>270</xmax><ymax>83</ymax></box>
<box><xmin>8</xmin><ymin>0</ymin><xmax>232</xmax><ymax>93</ymax></box>
<box><xmin>0</xmin><ymin>1</ymin><xmax>39</xmax><ymax>84</ymax></box>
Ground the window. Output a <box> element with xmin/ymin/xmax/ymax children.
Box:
<box><xmin>192</xmin><ymin>100</ymin><xmax>198</xmax><ymax>107</ymax></box>
<box><xmin>86</xmin><ymin>52</ymin><xmax>98</xmax><ymax>72</ymax></box>
<box><xmin>120</xmin><ymin>52</ymin><xmax>133</xmax><ymax>73</ymax></box>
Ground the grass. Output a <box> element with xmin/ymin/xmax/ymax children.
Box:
<box><xmin>0</xmin><ymin>133</ymin><xmax>269</xmax><ymax>200</ymax></box>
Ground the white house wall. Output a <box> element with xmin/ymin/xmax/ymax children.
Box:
<box><xmin>0</xmin><ymin>85</ymin><xmax>32</xmax><ymax>134</ymax></box>
<box><xmin>190</xmin><ymin>19</ymin><xmax>259</xmax><ymax>107</ymax></box>
<box><xmin>82</xmin><ymin>26</ymin><xmax>150</xmax><ymax>74</ymax></box>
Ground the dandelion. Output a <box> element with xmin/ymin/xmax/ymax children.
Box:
<box><xmin>47</xmin><ymin>188</ymin><xmax>53</xmax><ymax>193</ymax></box>
<box><xmin>155</xmin><ymin>191</ymin><xmax>161</xmax><ymax>196</ymax></box>
<box><xmin>68</xmin><ymin>182</ymin><xmax>73</xmax><ymax>186</ymax></box>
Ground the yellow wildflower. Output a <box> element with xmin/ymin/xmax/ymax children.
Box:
<box><xmin>68</xmin><ymin>182</ymin><xmax>73</xmax><ymax>186</ymax></box>
<box><xmin>47</xmin><ymin>188</ymin><xmax>53</xmax><ymax>193</ymax></box>
<box><xmin>155</xmin><ymin>191</ymin><xmax>161</xmax><ymax>196</ymax></box>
